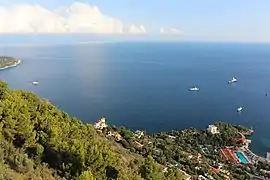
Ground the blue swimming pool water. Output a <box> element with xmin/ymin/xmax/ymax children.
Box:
<box><xmin>235</xmin><ymin>151</ymin><xmax>249</xmax><ymax>163</ymax></box>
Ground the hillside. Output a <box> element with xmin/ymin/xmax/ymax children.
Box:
<box><xmin>0</xmin><ymin>80</ymin><xmax>183</xmax><ymax>180</ymax></box>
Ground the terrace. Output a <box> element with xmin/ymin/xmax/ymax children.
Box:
<box><xmin>220</xmin><ymin>147</ymin><xmax>239</xmax><ymax>164</ymax></box>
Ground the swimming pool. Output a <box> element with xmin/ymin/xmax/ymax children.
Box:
<box><xmin>235</xmin><ymin>151</ymin><xmax>249</xmax><ymax>163</ymax></box>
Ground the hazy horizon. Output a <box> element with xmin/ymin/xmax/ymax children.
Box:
<box><xmin>1</xmin><ymin>34</ymin><xmax>270</xmax><ymax>46</ymax></box>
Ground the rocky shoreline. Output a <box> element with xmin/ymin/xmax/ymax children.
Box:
<box><xmin>0</xmin><ymin>58</ymin><xmax>21</xmax><ymax>70</ymax></box>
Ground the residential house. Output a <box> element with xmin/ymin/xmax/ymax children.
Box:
<box><xmin>207</xmin><ymin>125</ymin><xmax>219</xmax><ymax>134</ymax></box>
<box><xmin>114</xmin><ymin>133</ymin><xmax>122</xmax><ymax>141</ymax></box>
<box><xmin>267</xmin><ymin>152</ymin><xmax>270</xmax><ymax>162</ymax></box>
<box><xmin>132</xmin><ymin>141</ymin><xmax>144</xmax><ymax>149</ymax></box>
<box><xmin>94</xmin><ymin>117</ymin><xmax>108</xmax><ymax>130</ymax></box>
<box><xmin>134</xmin><ymin>130</ymin><xmax>144</xmax><ymax>139</ymax></box>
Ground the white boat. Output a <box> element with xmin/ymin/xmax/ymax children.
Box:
<box><xmin>189</xmin><ymin>87</ymin><xmax>200</xmax><ymax>91</ymax></box>
<box><xmin>32</xmin><ymin>81</ymin><xmax>39</xmax><ymax>85</ymax></box>
<box><xmin>228</xmin><ymin>77</ymin><xmax>237</xmax><ymax>84</ymax></box>
<box><xmin>237</xmin><ymin>107</ymin><xmax>243</xmax><ymax>112</ymax></box>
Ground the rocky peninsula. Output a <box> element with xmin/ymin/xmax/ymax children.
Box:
<box><xmin>0</xmin><ymin>56</ymin><xmax>21</xmax><ymax>70</ymax></box>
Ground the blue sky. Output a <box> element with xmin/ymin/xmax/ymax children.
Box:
<box><xmin>0</xmin><ymin>0</ymin><xmax>270</xmax><ymax>42</ymax></box>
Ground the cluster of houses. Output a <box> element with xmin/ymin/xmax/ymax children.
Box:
<box><xmin>93</xmin><ymin>119</ymin><xmax>269</xmax><ymax>180</ymax></box>
<box><xmin>93</xmin><ymin>117</ymin><xmax>146</xmax><ymax>147</ymax></box>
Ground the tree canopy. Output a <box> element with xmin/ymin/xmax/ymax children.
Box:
<box><xmin>0</xmin><ymin>80</ymin><xmax>171</xmax><ymax>180</ymax></box>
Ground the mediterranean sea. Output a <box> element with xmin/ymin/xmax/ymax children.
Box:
<box><xmin>1</xmin><ymin>41</ymin><xmax>270</xmax><ymax>156</ymax></box>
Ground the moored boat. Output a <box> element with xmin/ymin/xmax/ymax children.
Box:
<box><xmin>189</xmin><ymin>87</ymin><xmax>200</xmax><ymax>91</ymax></box>
<box><xmin>228</xmin><ymin>77</ymin><xmax>237</xmax><ymax>84</ymax></box>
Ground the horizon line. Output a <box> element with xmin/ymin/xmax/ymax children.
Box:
<box><xmin>0</xmin><ymin>40</ymin><xmax>270</xmax><ymax>48</ymax></box>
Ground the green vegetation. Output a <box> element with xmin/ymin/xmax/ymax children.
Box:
<box><xmin>105</xmin><ymin>122</ymin><xmax>253</xmax><ymax>179</ymax></box>
<box><xmin>0</xmin><ymin>80</ymin><xmax>172</xmax><ymax>180</ymax></box>
<box><xmin>0</xmin><ymin>80</ymin><xmax>268</xmax><ymax>180</ymax></box>
<box><xmin>256</xmin><ymin>161</ymin><xmax>270</xmax><ymax>178</ymax></box>
<box><xmin>0</xmin><ymin>56</ymin><xmax>20</xmax><ymax>69</ymax></box>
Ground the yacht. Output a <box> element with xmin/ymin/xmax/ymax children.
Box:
<box><xmin>189</xmin><ymin>87</ymin><xmax>200</xmax><ymax>91</ymax></box>
<box><xmin>32</xmin><ymin>81</ymin><xmax>39</xmax><ymax>85</ymax></box>
<box><xmin>237</xmin><ymin>107</ymin><xmax>243</xmax><ymax>112</ymax></box>
<box><xmin>228</xmin><ymin>77</ymin><xmax>237</xmax><ymax>84</ymax></box>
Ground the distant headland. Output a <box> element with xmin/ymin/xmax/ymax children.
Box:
<box><xmin>0</xmin><ymin>56</ymin><xmax>21</xmax><ymax>70</ymax></box>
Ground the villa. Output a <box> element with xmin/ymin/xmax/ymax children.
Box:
<box><xmin>114</xmin><ymin>133</ymin><xmax>122</xmax><ymax>141</ymax></box>
<box><xmin>134</xmin><ymin>130</ymin><xmax>144</xmax><ymax>138</ymax></box>
<box><xmin>168</xmin><ymin>135</ymin><xmax>177</xmax><ymax>140</ymax></box>
<box><xmin>132</xmin><ymin>141</ymin><xmax>144</xmax><ymax>149</ymax></box>
<box><xmin>267</xmin><ymin>152</ymin><xmax>270</xmax><ymax>162</ymax></box>
<box><xmin>207</xmin><ymin>125</ymin><xmax>220</xmax><ymax>134</ymax></box>
<box><xmin>94</xmin><ymin>117</ymin><xmax>108</xmax><ymax>130</ymax></box>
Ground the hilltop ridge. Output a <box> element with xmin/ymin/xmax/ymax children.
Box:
<box><xmin>0</xmin><ymin>80</ymin><xmax>179</xmax><ymax>180</ymax></box>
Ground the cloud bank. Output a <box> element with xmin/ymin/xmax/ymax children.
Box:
<box><xmin>160</xmin><ymin>27</ymin><xmax>182</xmax><ymax>35</ymax></box>
<box><xmin>0</xmin><ymin>2</ymin><xmax>147</xmax><ymax>34</ymax></box>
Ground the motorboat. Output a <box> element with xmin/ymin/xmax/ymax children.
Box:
<box><xmin>189</xmin><ymin>87</ymin><xmax>200</xmax><ymax>91</ymax></box>
<box><xmin>228</xmin><ymin>77</ymin><xmax>237</xmax><ymax>84</ymax></box>
<box><xmin>32</xmin><ymin>81</ymin><xmax>39</xmax><ymax>85</ymax></box>
<box><xmin>237</xmin><ymin>107</ymin><xmax>243</xmax><ymax>112</ymax></box>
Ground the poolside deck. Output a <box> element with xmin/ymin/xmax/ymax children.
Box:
<box><xmin>241</xmin><ymin>147</ymin><xmax>269</xmax><ymax>164</ymax></box>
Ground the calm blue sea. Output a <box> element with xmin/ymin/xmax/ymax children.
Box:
<box><xmin>1</xmin><ymin>42</ymin><xmax>270</xmax><ymax>156</ymax></box>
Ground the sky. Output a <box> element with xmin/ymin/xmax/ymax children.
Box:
<box><xmin>0</xmin><ymin>0</ymin><xmax>270</xmax><ymax>42</ymax></box>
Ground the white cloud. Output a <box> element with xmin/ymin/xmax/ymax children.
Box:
<box><xmin>0</xmin><ymin>2</ymin><xmax>147</xmax><ymax>34</ymax></box>
<box><xmin>124</xmin><ymin>24</ymin><xmax>147</xmax><ymax>34</ymax></box>
<box><xmin>160</xmin><ymin>27</ymin><xmax>182</xmax><ymax>35</ymax></box>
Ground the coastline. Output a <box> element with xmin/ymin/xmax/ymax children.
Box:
<box><xmin>1</xmin><ymin>77</ymin><xmax>269</xmax><ymax>179</ymax></box>
<box><xmin>0</xmin><ymin>59</ymin><xmax>21</xmax><ymax>70</ymax></box>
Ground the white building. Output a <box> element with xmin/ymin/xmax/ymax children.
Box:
<box><xmin>94</xmin><ymin>117</ymin><xmax>108</xmax><ymax>130</ymax></box>
<box><xmin>207</xmin><ymin>125</ymin><xmax>219</xmax><ymax>134</ymax></box>
<box><xmin>168</xmin><ymin>135</ymin><xmax>177</xmax><ymax>139</ymax></box>
<box><xmin>134</xmin><ymin>130</ymin><xmax>144</xmax><ymax>139</ymax></box>
<box><xmin>179</xmin><ymin>170</ymin><xmax>191</xmax><ymax>180</ymax></box>
<box><xmin>267</xmin><ymin>152</ymin><xmax>270</xmax><ymax>161</ymax></box>
<box><xmin>198</xmin><ymin>175</ymin><xmax>208</xmax><ymax>180</ymax></box>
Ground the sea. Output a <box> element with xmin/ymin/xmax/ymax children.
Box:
<box><xmin>0</xmin><ymin>41</ymin><xmax>270</xmax><ymax>157</ymax></box>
